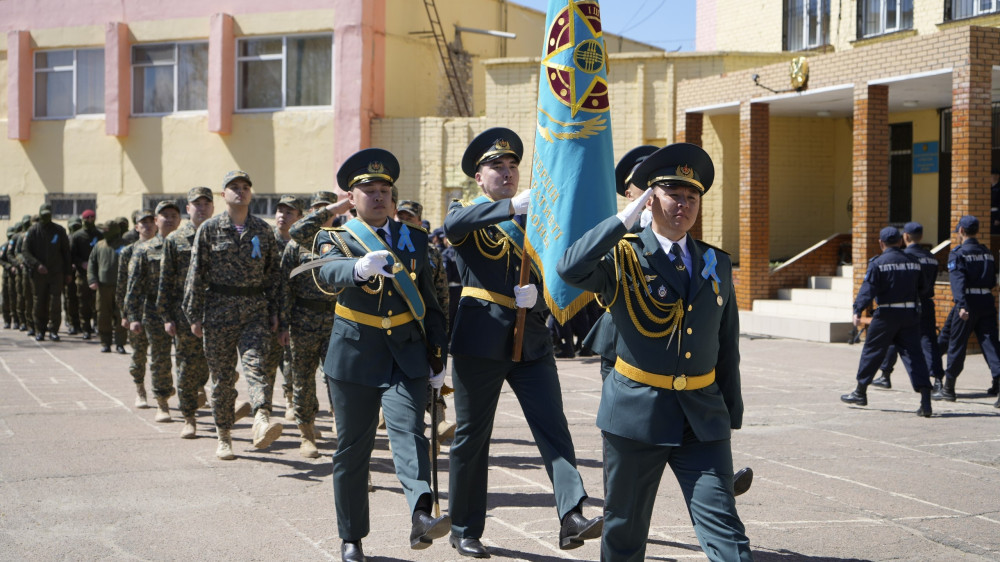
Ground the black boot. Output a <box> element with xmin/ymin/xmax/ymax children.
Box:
<box><xmin>933</xmin><ymin>376</ymin><xmax>957</xmax><ymax>402</ymax></box>
<box><xmin>916</xmin><ymin>388</ymin><xmax>932</xmax><ymax>417</ymax></box>
<box><xmin>872</xmin><ymin>372</ymin><xmax>891</xmax><ymax>389</ymax></box>
<box><xmin>987</xmin><ymin>378</ymin><xmax>999</xmax><ymax>397</ymax></box>
<box><xmin>840</xmin><ymin>383</ymin><xmax>868</xmax><ymax>406</ymax></box>
<box><xmin>932</xmin><ymin>377</ymin><xmax>943</xmax><ymax>394</ymax></box>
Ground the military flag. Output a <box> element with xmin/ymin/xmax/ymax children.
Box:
<box><xmin>525</xmin><ymin>0</ymin><xmax>617</xmax><ymax>323</ymax></box>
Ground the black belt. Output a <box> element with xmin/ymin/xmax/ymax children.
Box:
<box><xmin>208</xmin><ymin>283</ymin><xmax>266</xmax><ymax>297</ymax></box>
<box><xmin>295</xmin><ymin>297</ymin><xmax>336</xmax><ymax>313</ymax></box>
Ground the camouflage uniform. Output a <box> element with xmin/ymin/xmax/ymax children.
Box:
<box><xmin>125</xmin><ymin>233</ymin><xmax>175</xmax><ymax>399</ymax></box>
<box><xmin>263</xmin><ymin>225</ymin><xmax>293</xmax><ymax>406</ymax></box>
<box><xmin>158</xmin><ymin>220</ymin><xmax>210</xmax><ymax>418</ymax></box>
<box><xmin>117</xmin><ymin>240</ymin><xmax>149</xmax><ymax>385</ymax></box>
<box><xmin>183</xmin><ymin>211</ymin><xmax>281</xmax><ymax>430</ymax></box>
<box><xmin>280</xmin><ymin>238</ymin><xmax>335</xmax><ymax>426</ymax></box>
<box><xmin>22</xmin><ymin>208</ymin><xmax>71</xmax><ymax>337</ymax></box>
<box><xmin>1</xmin><ymin>229</ymin><xmax>15</xmax><ymax>327</ymax></box>
<box><xmin>70</xmin><ymin>221</ymin><xmax>102</xmax><ymax>336</ymax></box>
<box><xmin>11</xmin><ymin>222</ymin><xmax>31</xmax><ymax>332</ymax></box>
<box><xmin>87</xmin><ymin>223</ymin><xmax>127</xmax><ymax>348</ymax></box>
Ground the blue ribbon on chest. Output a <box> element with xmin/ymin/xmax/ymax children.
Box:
<box><xmin>250</xmin><ymin>235</ymin><xmax>262</xmax><ymax>259</ymax></box>
<box><xmin>701</xmin><ymin>248</ymin><xmax>720</xmax><ymax>295</ymax></box>
<box><xmin>397</xmin><ymin>223</ymin><xmax>415</xmax><ymax>253</ymax></box>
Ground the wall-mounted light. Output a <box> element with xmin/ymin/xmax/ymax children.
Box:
<box><xmin>902</xmin><ymin>100</ymin><xmax>919</xmax><ymax>108</ymax></box>
<box><xmin>816</xmin><ymin>110</ymin><xmax>831</xmax><ymax>117</ymax></box>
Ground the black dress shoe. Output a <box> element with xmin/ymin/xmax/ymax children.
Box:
<box><xmin>410</xmin><ymin>510</ymin><xmax>450</xmax><ymax>549</ymax></box>
<box><xmin>2</xmin><ymin>322</ymin><xmax>9</xmax><ymax>329</ymax></box>
<box><xmin>559</xmin><ymin>510</ymin><xmax>603</xmax><ymax>550</ymax></box>
<box><xmin>340</xmin><ymin>540</ymin><xmax>366</xmax><ymax>562</ymax></box>
<box><xmin>27</xmin><ymin>329</ymin><xmax>35</xmax><ymax>337</ymax></box>
<box><xmin>67</xmin><ymin>326</ymin><xmax>79</xmax><ymax>335</ymax></box>
<box><xmin>34</xmin><ymin>332</ymin><xmax>45</xmax><ymax>342</ymax></box>
<box><xmin>733</xmin><ymin>466</ymin><xmax>753</xmax><ymax>497</ymax></box>
<box><xmin>48</xmin><ymin>333</ymin><xmax>60</xmax><ymax>342</ymax></box>
<box><xmin>916</xmin><ymin>406</ymin><xmax>932</xmax><ymax>417</ymax></box>
<box><xmin>100</xmin><ymin>345</ymin><xmax>111</xmax><ymax>353</ymax></box>
<box><xmin>82</xmin><ymin>332</ymin><xmax>91</xmax><ymax>340</ymax></box>
<box><xmin>987</xmin><ymin>378</ymin><xmax>999</xmax><ymax>397</ymax></box>
<box><xmin>871</xmin><ymin>375</ymin><xmax>891</xmax><ymax>389</ymax></box>
<box><xmin>840</xmin><ymin>389</ymin><xmax>867</xmax><ymax>406</ymax></box>
<box><xmin>450</xmin><ymin>535</ymin><xmax>490</xmax><ymax>558</ymax></box>
<box><xmin>116</xmin><ymin>345</ymin><xmax>127</xmax><ymax>354</ymax></box>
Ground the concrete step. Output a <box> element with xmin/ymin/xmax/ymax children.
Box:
<box><xmin>776</xmin><ymin>287</ymin><xmax>854</xmax><ymax>307</ymax></box>
<box><xmin>739</xmin><ymin>311</ymin><xmax>855</xmax><ymax>343</ymax></box>
<box><xmin>751</xmin><ymin>299</ymin><xmax>853</xmax><ymax>322</ymax></box>
<box><xmin>808</xmin><ymin>275</ymin><xmax>854</xmax><ymax>293</ymax></box>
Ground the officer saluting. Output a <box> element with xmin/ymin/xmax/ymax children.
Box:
<box><xmin>935</xmin><ymin>215</ymin><xmax>1000</xmax><ymax>404</ymax></box>
<box><xmin>444</xmin><ymin>128</ymin><xmax>601</xmax><ymax>558</ymax></box>
<box><xmin>840</xmin><ymin>227</ymin><xmax>934</xmax><ymax>416</ymax></box>
<box><xmin>558</xmin><ymin>143</ymin><xmax>751</xmax><ymax>561</ymax></box>
<box><xmin>314</xmin><ymin>149</ymin><xmax>450</xmax><ymax>562</ymax></box>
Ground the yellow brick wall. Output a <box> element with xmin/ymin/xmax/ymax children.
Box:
<box><xmin>712</xmin><ymin>0</ymin><xmax>784</xmax><ymax>52</ymax></box>
<box><xmin>703</xmin><ymin>114</ymin><xmax>740</xmax><ymax>257</ymax></box>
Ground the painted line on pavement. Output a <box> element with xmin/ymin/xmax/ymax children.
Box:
<box><xmin>0</xmin><ymin>355</ymin><xmax>50</xmax><ymax>408</ymax></box>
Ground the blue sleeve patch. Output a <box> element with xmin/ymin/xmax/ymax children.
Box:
<box><xmin>948</xmin><ymin>260</ymin><xmax>957</xmax><ymax>271</ymax></box>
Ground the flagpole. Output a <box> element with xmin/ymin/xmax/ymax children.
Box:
<box><xmin>511</xmin><ymin>240</ymin><xmax>532</xmax><ymax>362</ymax></box>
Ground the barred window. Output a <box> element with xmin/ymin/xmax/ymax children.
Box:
<box><xmin>45</xmin><ymin>194</ymin><xmax>98</xmax><ymax>220</ymax></box>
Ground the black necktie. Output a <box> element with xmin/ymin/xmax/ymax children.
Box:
<box><xmin>377</xmin><ymin>228</ymin><xmax>389</xmax><ymax>247</ymax></box>
<box><xmin>669</xmin><ymin>243</ymin><xmax>690</xmax><ymax>297</ymax></box>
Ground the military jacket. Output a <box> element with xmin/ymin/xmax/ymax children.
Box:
<box><xmin>947</xmin><ymin>237</ymin><xmax>997</xmax><ymax>309</ymax></box>
<box><xmin>316</xmin><ymin>219</ymin><xmax>447</xmax><ymax>387</ymax></box>
<box><xmin>22</xmin><ymin>222</ymin><xmax>71</xmax><ymax>275</ymax></box>
<box><xmin>125</xmin><ymin>234</ymin><xmax>167</xmax><ymax>324</ymax></box>
<box><xmin>854</xmin><ymin>246</ymin><xmax>925</xmax><ymax>316</ymax></box>
<box><xmin>183</xmin><ymin>212</ymin><xmax>280</xmax><ymax>328</ymax></box>
<box><xmin>115</xmin><ymin>242</ymin><xmax>139</xmax><ymax>313</ymax></box>
<box><xmin>87</xmin><ymin>237</ymin><xmax>124</xmax><ymax>286</ymax></box>
<box><xmin>157</xmin><ymin>222</ymin><xmax>197</xmax><ymax>326</ymax></box>
<box><xmin>557</xmin><ymin>216</ymin><xmax>743</xmax><ymax>446</ymax></box>
<box><xmin>70</xmin><ymin>226</ymin><xmax>102</xmax><ymax>278</ymax></box>
<box><xmin>279</xmin><ymin>238</ymin><xmax>338</xmax><ymax>331</ymax></box>
<box><xmin>0</xmin><ymin>237</ymin><xmax>13</xmax><ymax>270</ymax></box>
<box><xmin>904</xmin><ymin>244</ymin><xmax>939</xmax><ymax>301</ymax></box>
<box><xmin>443</xmin><ymin>199</ymin><xmax>550</xmax><ymax>361</ymax></box>
<box><xmin>289</xmin><ymin>207</ymin><xmax>334</xmax><ymax>246</ymax></box>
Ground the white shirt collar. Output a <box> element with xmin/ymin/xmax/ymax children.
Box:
<box><xmin>652</xmin><ymin>231</ymin><xmax>688</xmax><ymax>258</ymax></box>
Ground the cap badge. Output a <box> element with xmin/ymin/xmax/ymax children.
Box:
<box><xmin>494</xmin><ymin>139</ymin><xmax>511</xmax><ymax>151</ymax></box>
<box><xmin>367</xmin><ymin>161</ymin><xmax>385</xmax><ymax>174</ymax></box>
<box><xmin>676</xmin><ymin>164</ymin><xmax>694</xmax><ymax>179</ymax></box>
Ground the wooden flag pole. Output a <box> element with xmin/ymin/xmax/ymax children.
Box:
<box><xmin>511</xmin><ymin>241</ymin><xmax>532</xmax><ymax>362</ymax></box>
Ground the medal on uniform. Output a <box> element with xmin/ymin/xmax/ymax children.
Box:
<box><xmin>702</xmin><ymin>248</ymin><xmax>722</xmax><ymax>305</ymax></box>
<box><xmin>658</xmin><ymin>285</ymin><xmax>667</xmax><ymax>298</ymax></box>
<box><xmin>717</xmin><ymin>295</ymin><xmax>724</xmax><ymax>306</ymax></box>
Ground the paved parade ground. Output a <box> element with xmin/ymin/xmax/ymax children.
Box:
<box><xmin>1</xmin><ymin>329</ymin><xmax>999</xmax><ymax>561</ymax></box>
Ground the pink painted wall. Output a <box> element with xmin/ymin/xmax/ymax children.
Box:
<box><xmin>208</xmin><ymin>13</ymin><xmax>234</xmax><ymax>135</ymax></box>
<box><xmin>0</xmin><ymin>0</ymin><xmax>333</xmax><ymax>31</ymax></box>
<box><xmin>105</xmin><ymin>22</ymin><xmax>129</xmax><ymax>137</ymax></box>
<box><xmin>695</xmin><ymin>0</ymin><xmax>716</xmax><ymax>52</ymax></box>
<box><xmin>7</xmin><ymin>30</ymin><xmax>31</xmax><ymax>141</ymax></box>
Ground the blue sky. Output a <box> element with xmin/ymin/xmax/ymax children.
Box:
<box><xmin>509</xmin><ymin>0</ymin><xmax>697</xmax><ymax>52</ymax></box>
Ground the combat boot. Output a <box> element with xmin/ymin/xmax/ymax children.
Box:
<box><xmin>234</xmin><ymin>400</ymin><xmax>251</xmax><ymax>422</ymax></box>
<box><xmin>284</xmin><ymin>391</ymin><xmax>295</xmax><ymax>421</ymax></box>
<box><xmin>987</xmin><ymin>377</ymin><xmax>999</xmax><ymax>397</ymax></box>
<box><xmin>840</xmin><ymin>383</ymin><xmax>868</xmax><ymax>406</ymax></box>
<box><xmin>251</xmin><ymin>409</ymin><xmax>283</xmax><ymax>449</ymax></box>
<box><xmin>298</xmin><ymin>422</ymin><xmax>319</xmax><ymax>458</ymax></box>
<box><xmin>933</xmin><ymin>375</ymin><xmax>957</xmax><ymax>402</ymax></box>
<box><xmin>135</xmin><ymin>384</ymin><xmax>149</xmax><ymax>409</ymax></box>
<box><xmin>916</xmin><ymin>388</ymin><xmax>932</xmax><ymax>417</ymax></box>
<box><xmin>435</xmin><ymin>403</ymin><xmax>456</xmax><ymax>441</ymax></box>
<box><xmin>216</xmin><ymin>428</ymin><xmax>235</xmax><ymax>460</ymax></box>
<box><xmin>180</xmin><ymin>415</ymin><xmax>197</xmax><ymax>439</ymax></box>
<box><xmin>154</xmin><ymin>396</ymin><xmax>172</xmax><ymax>422</ymax></box>
<box><xmin>872</xmin><ymin>372</ymin><xmax>891</xmax><ymax>389</ymax></box>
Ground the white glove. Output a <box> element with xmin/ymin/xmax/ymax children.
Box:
<box><xmin>510</xmin><ymin>189</ymin><xmax>532</xmax><ymax>215</ymax></box>
<box><xmin>514</xmin><ymin>284</ymin><xmax>538</xmax><ymax>309</ymax></box>
<box><xmin>429</xmin><ymin>369</ymin><xmax>445</xmax><ymax>390</ymax></box>
<box><xmin>354</xmin><ymin>250</ymin><xmax>395</xmax><ymax>280</ymax></box>
<box><xmin>616</xmin><ymin>187</ymin><xmax>654</xmax><ymax>230</ymax></box>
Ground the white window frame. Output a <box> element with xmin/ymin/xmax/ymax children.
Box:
<box><xmin>131</xmin><ymin>41</ymin><xmax>209</xmax><ymax>117</ymax></box>
<box><xmin>951</xmin><ymin>0</ymin><xmax>1000</xmax><ymax>19</ymax></box>
<box><xmin>235</xmin><ymin>33</ymin><xmax>334</xmax><ymax>113</ymax></box>
<box><xmin>33</xmin><ymin>48</ymin><xmax>105</xmax><ymax>120</ymax></box>
<box><xmin>861</xmin><ymin>0</ymin><xmax>912</xmax><ymax>38</ymax></box>
<box><xmin>787</xmin><ymin>0</ymin><xmax>829</xmax><ymax>51</ymax></box>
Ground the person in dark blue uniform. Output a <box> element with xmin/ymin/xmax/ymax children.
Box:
<box><xmin>315</xmin><ymin>149</ymin><xmax>451</xmax><ymax>562</ymax></box>
<box><xmin>871</xmin><ymin>222</ymin><xmax>944</xmax><ymax>390</ymax></box>
<box><xmin>558</xmin><ymin>143</ymin><xmax>751</xmax><ymax>562</ymax></box>
<box><xmin>444</xmin><ymin>127</ymin><xmax>602</xmax><ymax>558</ymax></box>
<box><xmin>933</xmin><ymin>215</ymin><xmax>1000</xmax><ymax>404</ymax></box>
<box><xmin>841</xmin><ymin>227</ymin><xmax>933</xmax><ymax>416</ymax></box>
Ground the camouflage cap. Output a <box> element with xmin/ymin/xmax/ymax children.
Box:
<box><xmin>223</xmin><ymin>170</ymin><xmax>252</xmax><ymax>189</ymax></box>
<box><xmin>39</xmin><ymin>203</ymin><xmax>52</xmax><ymax>216</ymax></box>
<box><xmin>133</xmin><ymin>209</ymin><xmax>154</xmax><ymax>223</ymax></box>
<box><xmin>155</xmin><ymin>200</ymin><xmax>181</xmax><ymax>215</ymax></box>
<box><xmin>187</xmin><ymin>186</ymin><xmax>213</xmax><ymax>203</ymax></box>
<box><xmin>276</xmin><ymin>195</ymin><xmax>305</xmax><ymax>213</ymax></box>
<box><xmin>67</xmin><ymin>216</ymin><xmax>83</xmax><ymax>226</ymax></box>
<box><xmin>310</xmin><ymin>191</ymin><xmax>337</xmax><ymax>207</ymax></box>
<box><xmin>397</xmin><ymin>200</ymin><xmax>423</xmax><ymax>219</ymax></box>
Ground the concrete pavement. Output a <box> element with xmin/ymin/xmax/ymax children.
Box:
<box><xmin>1</xmin><ymin>327</ymin><xmax>998</xmax><ymax>561</ymax></box>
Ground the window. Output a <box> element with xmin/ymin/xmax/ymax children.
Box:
<box><xmin>132</xmin><ymin>42</ymin><xmax>209</xmax><ymax>115</ymax></box>
<box><xmin>888</xmin><ymin>123</ymin><xmax>913</xmax><ymax>223</ymax></box>
<box><xmin>34</xmin><ymin>49</ymin><xmax>104</xmax><ymax>118</ymax></box>
<box><xmin>249</xmin><ymin>194</ymin><xmax>310</xmax><ymax>217</ymax></box>
<box><xmin>237</xmin><ymin>34</ymin><xmax>333</xmax><ymax>111</ymax></box>
<box><xmin>0</xmin><ymin>196</ymin><xmax>10</xmax><ymax>220</ymax></box>
<box><xmin>142</xmin><ymin>195</ymin><xmax>190</xmax><ymax>218</ymax></box>
<box><xmin>45</xmin><ymin>195</ymin><xmax>98</xmax><ymax>220</ymax></box>
<box><xmin>948</xmin><ymin>0</ymin><xmax>1000</xmax><ymax>20</ymax></box>
<box><xmin>858</xmin><ymin>0</ymin><xmax>913</xmax><ymax>38</ymax></box>
<box><xmin>785</xmin><ymin>0</ymin><xmax>830</xmax><ymax>51</ymax></box>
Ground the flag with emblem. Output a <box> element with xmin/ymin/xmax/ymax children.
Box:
<box><xmin>526</xmin><ymin>0</ymin><xmax>616</xmax><ymax>323</ymax></box>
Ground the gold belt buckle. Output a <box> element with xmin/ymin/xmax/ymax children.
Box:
<box><xmin>673</xmin><ymin>375</ymin><xmax>688</xmax><ymax>391</ymax></box>
<box><xmin>381</xmin><ymin>317</ymin><xmax>391</xmax><ymax>329</ymax></box>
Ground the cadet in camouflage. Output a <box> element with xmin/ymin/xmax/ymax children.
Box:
<box><xmin>70</xmin><ymin>209</ymin><xmax>102</xmax><ymax>338</ymax></box>
<box><xmin>183</xmin><ymin>170</ymin><xmax>283</xmax><ymax>460</ymax></box>
<box><xmin>15</xmin><ymin>217</ymin><xmax>37</xmax><ymax>336</ymax></box>
<box><xmin>125</xmin><ymin>201</ymin><xmax>181</xmax><ymax>422</ymax></box>
<box><xmin>87</xmin><ymin>219</ymin><xmax>127</xmax><ymax>352</ymax></box>
<box><xmin>118</xmin><ymin>210</ymin><xmax>155</xmax><ymax>407</ymax></box>
<box><xmin>158</xmin><ymin>187</ymin><xmax>216</xmax><ymax>439</ymax></box>
<box><xmin>264</xmin><ymin>194</ymin><xmax>303</xmax><ymax>422</ymax></box>
<box><xmin>64</xmin><ymin>216</ymin><xmax>83</xmax><ymax>333</ymax></box>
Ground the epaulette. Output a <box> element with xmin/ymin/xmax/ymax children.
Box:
<box><xmin>320</xmin><ymin>226</ymin><xmax>344</xmax><ymax>232</ymax></box>
<box><xmin>697</xmin><ymin>240</ymin><xmax>731</xmax><ymax>256</ymax></box>
<box><xmin>457</xmin><ymin>199</ymin><xmax>475</xmax><ymax>208</ymax></box>
<box><xmin>404</xmin><ymin>223</ymin><xmax>429</xmax><ymax>235</ymax></box>
<box><xmin>623</xmin><ymin>233</ymin><xmax>641</xmax><ymax>240</ymax></box>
